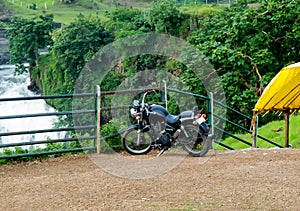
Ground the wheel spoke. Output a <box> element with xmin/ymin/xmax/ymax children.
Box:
<box><xmin>122</xmin><ymin>128</ymin><xmax>153</xmax><ymax>155</ymax></box>
<box><xmin>180</xmin><ymin>123</ymin><xmax>210</xmax><ymax>157</ymax></box>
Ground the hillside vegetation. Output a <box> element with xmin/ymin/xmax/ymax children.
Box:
<box><xmin>4</xmin><ymin>0</ymin><xmax>300</xmax><ymax>149</ymax></box>
<box><xmin>2</xmin><ymin>0</ymin><xmax>219</xmax><ymax>24</ymax></box>
<box><xmin>2</xmin><ymin>0</ymin><xmax>251</xmax><ymax>24</ymax></box>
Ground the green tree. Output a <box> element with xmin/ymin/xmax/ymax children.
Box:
<box><xmin>104</xmin><ymin>7</ymin><xmax>152</xmax><ymax>39</ymax></box>
<box><xmin>188</xmin><ymin>0</ymin><xmax>300</xmax><ymax>130</ymax></box>
<box><xmin>148</xmin><ymin>0</ymin><xmax>184</xmax><ymax>36</ymax></box>
<box><xmin>7</xmin><ymin>14</ymin><xmax>54</xmax><ymax>79</ymax></box>
<box><xmin>46</xmin><ymin>14</ymin><xmax>114</xmax><ymax>95</ymax></box>
<box><xmin>37</xmin><ymin>14</ymin><xmax>114</xmax><ymax>128</ymax></box>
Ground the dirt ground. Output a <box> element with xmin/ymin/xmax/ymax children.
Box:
<box><xmin>1</xmin><ymin>148</ymin><xmax>300</xmax><ymax>211</ymax></box>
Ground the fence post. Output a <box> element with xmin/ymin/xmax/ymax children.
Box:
<box><xmin>209</xmin><ymin>92</ymin><xmax>215</xmax><ymax>149</ymax></box>
<box><xmin>251</xmin><ymin>112</ymin><xmax>258</xmax><ymax>148</ymax></box>
<box><xmin>162</xmin><ymin>80</ymin><xmax>168</xmax><ymax>110</ymax></box>
<box><xmin>209</xmin><ymin>92</ymin><xmax>215</xmax><ymax>135</ymax></box>
<box><xmin>95</xmin><ymin>85</ymin><xmax>101</xmax><ymax>154</ymax></box>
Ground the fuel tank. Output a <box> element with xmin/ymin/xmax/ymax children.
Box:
<box><xmin>150</xmin><ymin>105</ymin><xmax>169</xmax><ymax>116</ymax></box>
<box><xmin>148</xmin><ymin>105</ymin><xmax>167</xmax><ymax>130</ymax></box>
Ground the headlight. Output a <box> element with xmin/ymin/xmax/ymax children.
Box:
<box><xmin>130</xmin><ymin>108</ymin><xmax>138</xmax><ymax>117</ymax></box>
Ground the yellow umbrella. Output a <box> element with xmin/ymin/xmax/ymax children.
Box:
<box><xmin>252</xmin><ymin>62</ymin><xmax>300</xmax><ymax>148</ymax></box>
<box><xmin>254</xmin><ymin>62</ymin><xmax>300</xmax><ymax>113</ymax></box>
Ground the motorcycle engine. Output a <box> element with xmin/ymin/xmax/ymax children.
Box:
<box><xmin>156</xmin><ymin>132</ymin><xmax>172</xmax><ymax>149</ymax></box>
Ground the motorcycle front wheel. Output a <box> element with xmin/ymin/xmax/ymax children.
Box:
<box><xmin>180</xmin><ymin>124</ymin><xmax>211</xmax><ymax>157</ymax></box>
<box><xmin>122</xmin><ymin>127</ymin><xmax>153</xmax><ymax>155</ymax></box>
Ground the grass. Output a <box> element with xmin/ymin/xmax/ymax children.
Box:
<box><xmin>180</xmin><ymin>3</ymin><xmax>224</xmax><ymax>16</ymax></box>
<box><xmin>3</xmin><ymin>0</ymin><xmax>127</xmax><ymax>24</ymax></box>
<box><xmin>216</xmin><ymin>115</ymin><xmax>300</xmax><ymax>150</ymax></box>
<box><xmin>3</xmin><ymin>0</ymin><xmax>229</xmax><ymax>24</ymax></box>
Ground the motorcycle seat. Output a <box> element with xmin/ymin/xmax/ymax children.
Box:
<box><xmin>166</xmin><ymin>114</ymin><xmax>180</xmax><ymax>124</ymax></box>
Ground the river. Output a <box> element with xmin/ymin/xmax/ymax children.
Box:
<box><xmin>0</xmin><ymin>64</ymin><xmax>64</xmax><ymax>149</ymax></box>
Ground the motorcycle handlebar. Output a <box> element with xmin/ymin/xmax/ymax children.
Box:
<box><xmin>141</xmin><ymin>90</ymin><xmax>156</xmax><ymax>106</ymax></box>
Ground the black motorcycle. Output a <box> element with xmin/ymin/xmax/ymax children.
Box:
<box><xmin>122</xmin><ymin>91</ymin><xmax>214</xmax><ymax>157</ymax></box>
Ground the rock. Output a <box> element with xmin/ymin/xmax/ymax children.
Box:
<box><xmin>27</xmin><ymin>80</ymin><xmax>41</xmax><ymax>95</ymax></box>
<box><xmin>0</xmin><ymin>2</ymin><xmax>12</xmax><ymax>65</ymax></box>
<box><xmin>0</xmin><ymin>30</ymin><xmax>10</xmax><ymax>65</ymax></box>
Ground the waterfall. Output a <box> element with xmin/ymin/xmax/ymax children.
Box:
<box><xmin>0</xmin><ymin>64</ymin><xmax>64</xmax><ymax>149</ymax></box>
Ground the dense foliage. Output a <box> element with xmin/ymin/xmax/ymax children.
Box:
<box><xmin>7</xmin><ymin>14</ymin><xmax>54</xmax><ymax>92</ymax></box>
<box><xmin>189</xmin><ymin>0</ymin><xmax>300</xmax><ymax>128</ymax></box>
<box><xmin>44</xmin><ymin>14</ymin><xmax>114</xmax><ymax>95</ymax></box>
<box><xmin>7</xmin><ymin>0</ymin><xmax>300</xmax><ymax>135</ymax></box>
<box><xmin>8</xmin><ymin>14</ymin><xmax>54</xmax><ymax>69</ymax></box>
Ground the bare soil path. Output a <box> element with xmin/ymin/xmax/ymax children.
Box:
<box><xmin>1</xmin><ymin>148</ymin><xmax>300</xmax><ymax>211</ymax></box>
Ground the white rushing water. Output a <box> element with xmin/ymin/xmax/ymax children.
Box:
<box><xmin>0</xmin><ymin>64</ymin><xmax>64</xmax><ymax>149</ymax></box>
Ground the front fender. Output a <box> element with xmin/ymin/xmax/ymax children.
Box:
<box><xmin>126</xmin><ymin>124</ymin><xmax>150</xmax><ymax>132</ymax></box>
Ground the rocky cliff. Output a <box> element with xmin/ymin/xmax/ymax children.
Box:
<box><xmin>0</xmin><ymin>0</ymin><xmax>12</xmax><ymax>65</ymax></box>
<box><xmin>0</xmin><ymin>28</ymin><xmax>10</xmax><ymax>65</ymax></box>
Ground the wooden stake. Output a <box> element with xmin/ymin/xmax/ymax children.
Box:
<box><xmin>284</xmin><ymin>111</ymin><xmax>290</xmax><ymax>148</ymax></box>
<box><xmin>251</xmin><ymin>111</ymin><xmax>258</xmax><ymax>148</ymax></box>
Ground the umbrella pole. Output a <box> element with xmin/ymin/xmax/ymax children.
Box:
<box><xmin>284</xmin><ymin>111</ymin><xmax>290</xmax><ymax>148</ymax></box>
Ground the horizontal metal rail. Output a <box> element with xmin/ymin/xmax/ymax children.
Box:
<box><xmin>100</xmin><ymin>129</ymin><xmax>127</xmax><ymax>141</ymax></box>
<box><xmin>0</xmin><ymin>136</ymin><xmax>96</xmax><ymax>148</ymax></box>
<box><xmin>0</xmin><ymin>93</ymin><xmax>94</xmax><ymax>102</ymax></box>
<box><xmin>167</xmin><ymin>88</ymin><xmax>210</xmax><ymax>100</ymax></box>
<box><xmin>213</xmin><ymin>139</ymin><xmax>235</xmax><ymax>150</ymax></box>
<box><xmin>0</xmin><ymin>147</ymin><xmax>96</xmax><ymax>160</ymax></box>
<box><xmin>101</xmin><ymin>105</ymin><xmax>130</xmax><ymax>111</ymax></box>
<box><xmin>100</xmin><ymin>102</ymin><xmax>164</xmax><ymax>111</ymax></box>
<box><xmin>0</xmin><ymin>125</ymin><xmax>95</xmax><ymax>137</ymax></box>
<box><xmin>0</xmin><ymin>109</ymin><xmax>95</xmax><ymax>120</ymax></box>
<box><xmin>257</xmin><ymin>134</ymin><xmax>283</xmax><ymax>148</ymax></box>
<box><xmin>214</xmin><ymin>113</ymin><xmax>251</xmax><ymax>134</ymax></box>
<box><xmin>213</xmin><ymin>99</ymin><xmax>252</xmax><ymax>121</ymax></box>
<box><xmin>101</xmin><ymin>87</ymin><xmax>163</xmax><ymax>96</ymax></box>
<box><xmin>215</xmin><ymin>126</ymin><xmax>253</xmax><ymax>147</ymax></box>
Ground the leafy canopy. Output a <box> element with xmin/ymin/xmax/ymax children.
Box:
<box><xmin>8</xmin><ymin>14</ymin><xmax>54</xmax><ymax>74</ymax></box>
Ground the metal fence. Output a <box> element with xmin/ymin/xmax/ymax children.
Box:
<box><xmin>0</xmin><ymin>85</ymin><xmax>283</xmax><ymax>160</ymax></box>
<box><xmin>212</xmin><ymin>100</ymin><xmax>283</xmax><ymax>149</ymax></box>
<box><xmin>0</xmin><ymin>92</ymin><xmax>97</xmax><ymax>159</ymax></box>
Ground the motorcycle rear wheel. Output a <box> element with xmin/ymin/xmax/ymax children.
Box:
<box><xmin>180</xmin><ymin>124</ymin><xmax>211</xmax><ymax>157</ymax></box>
<box><xmin>122</xmin><ymin>127</ymin><xmax>153</xmax><ymax>155</ymax></box>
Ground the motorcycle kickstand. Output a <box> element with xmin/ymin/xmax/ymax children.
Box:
<box><xmin>157</xmin><ymin>147</ymin><xmax>168</xmax><ymax>157</ymax></box>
